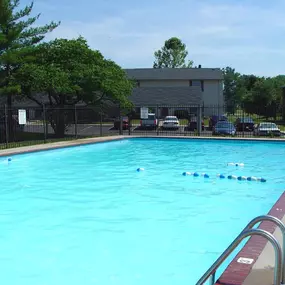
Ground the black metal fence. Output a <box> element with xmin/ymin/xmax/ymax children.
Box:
<box><xmin>1</xmin><ymin>104</ymin><xmax>285</xmax><ymax>149</ymax></box>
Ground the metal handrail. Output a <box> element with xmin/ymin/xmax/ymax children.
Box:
<box><xmin>243</xmin><ymin>215</ymin><xmax>285</xmax><ymax>284</ymax></box>
<box><xmin>195</xmin><ymin>229</ymin><xmax>282</xmax><ymax>285</ymax></box>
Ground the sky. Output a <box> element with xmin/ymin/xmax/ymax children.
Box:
<box><xmin>22</xmin><ymin>0</ymin><xmax>285</xmax><ymax>76</ymax></box>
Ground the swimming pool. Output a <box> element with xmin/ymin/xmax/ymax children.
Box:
<box><xmin>0</xmin><ymin>138</ymin><xmax>285</xmax><ymax>285</ymax></box>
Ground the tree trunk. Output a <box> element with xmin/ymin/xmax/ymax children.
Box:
<box><xmin>48</xmin><ymin>107</ymin><xmax>67</xmax><ymax>138</ymax></box>
<box><xmin>54</xmin><ymin>108</ymin><xmax>66</xmax><ymax>138</ymax></box>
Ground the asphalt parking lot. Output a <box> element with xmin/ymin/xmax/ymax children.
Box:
<box><xmin>23</xmin><ymin>123</ymin><xmax>267</xmax><ymax>138</ymax></box>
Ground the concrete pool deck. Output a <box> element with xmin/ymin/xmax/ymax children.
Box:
<box><xmin>0</xmin><ymin>136</ymin><xmax>124</xmax><ymax>157</ymax></box>
<box><xmin>1</xmin><ymin>135</ymin><xmax>285</xmax><ymax>285</ymax></box>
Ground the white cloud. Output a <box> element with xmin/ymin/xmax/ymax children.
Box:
<box><xmin>45</xmin><ymin>0</ymin><xmax>285</xmax><ymax>76</ymax></box>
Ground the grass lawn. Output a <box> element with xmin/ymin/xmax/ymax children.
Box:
<box><xmin>0</xmin><ymin>132</ymin><xmax>73</xmax><ymax>149</ymax></box>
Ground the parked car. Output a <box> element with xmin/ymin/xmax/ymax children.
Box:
<box><xmin>209</xmin><ymin>115</ymin><xmax>228</xmax><ymax>130</ymax></box>
<box><xmin>187</xmin><ymin>117</ymin><xmax>205</xmax><ymax>131</ymax></box>
<box><xmin>140</xmin><ymin>113</ymin><xmax>158</xmax><ymax>129</ymax></box>
<box><xmin>213</xmin><ymin>121</ymin><xmax>236</xmax><ymax>136</ymax></box>
<box><xmin>113</xmin><ymin>116</ymin><xmax>129</xmax><ymax>130</ymax></box>
<box><xmin>253</xmin><ymin>122</ymin><xmax>281</xmax><ymax>136</ymax></box>
<box><xmin>162</xmin><ymin>116</ymin><xmax>180</xmax><ymax>130</ymax></box>
<box><xmin>235</xmin><ymin>117</ymin><xmax>254</xmax><ymax>131</ymax></box>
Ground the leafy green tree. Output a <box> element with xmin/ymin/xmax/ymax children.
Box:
<box><xmin>153</xmin><ymin>37</ymin><xmax>193</xmax><ymax>68</ymax></box>
<box><xmin>16</xmin><ymin>38</ymin><xmax>134</xmax><ymax>137</ymax></box>
<box><xmin>0</xmin><ymin>0</ymin><xmax>59</xmax><ymax>137</ymax></box>
<box><xmin>222</xmin><ymin>67</ymin><xmax>241</xmax><ymax>112</ymax></box>
<box><xmin>0</xmin><ymin>0</ymin><xmax>59</xmax><ymax>104</ymax></box>
<box><xmin>242</xmin><ymin>77</ymin><xmax>277</xmax><ymax>118</ymax></box>
<box><xmin>239</xmin><ymin>74</ymin><xmax>259</xmax><ymax>91</ymax></box>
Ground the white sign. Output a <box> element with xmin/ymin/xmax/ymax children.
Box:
<box><xmin>18</xmin><ymin>109</ymin><xmax>27</xmax><ymax>125</ymax></box>
<box><xmin>237</xmin><ymin>257</ymin><xmax>254</xmax><ymax>264</ymax></box>
<box><xmin>140</xmin><ymin>107</ymin><xmax>149</xmax><ymax>119</ymax></box>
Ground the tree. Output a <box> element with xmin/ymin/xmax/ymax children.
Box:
<box><xmin>0</xmin><ymin>0</ymin><xmax>59</xmax><ymax>136</ymax></box>
<box><xmin>222</xmin><ymin>67</ymin><xmax>241</xmax><ymax>112</ymax></box>
<box><xmin>153</xmin><ymin>37</ymin><xmax>193</xmax><ymax>68</ymax></box>
<box><xmin>15</xmin><ymin>37</ymin><xmax>134</xmax><ymax>137</ymax></box>
<box><xmin>242</xmin><ymin>77</ymin><xmax>278</xmax><ymax>118</ymax></box>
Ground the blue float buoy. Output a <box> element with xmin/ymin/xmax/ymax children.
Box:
<box><xmin>8</xmin><ymin>158</ymin><xmax>12</xmax><ymax>162</ymax></box>
<box><xmin>228</xmin><ymin>175</ymin><xmax>233</xmax><ymax>179</ymax></box>
<box><xmin>204</xmin><ymin>174</ymin><xmax>210</xmax><ymax>178</ymax></box>
<box><xmin>261</xmin><ymin>178</ymin><xmax>267</xmax><ymax>183</ymax></box>
<box><xmin>182</xmin><ymin>172</ymin><xmax>192</xmax><ymax>176</ymax></box>
<box><xmin>137</xmin><ymin>168</ymin><xmax>144</xmax><ymax>172</ymax></box>
<box><xmin>247</xmin><ymin>177</ymin><xmax>252</xmax><ymax>181</ymax></box>
<box><xmin>217</xmin><ymin>174</ymin><xmax>225</xmax><ymax>179</ymax></box>
<box><xmin>193</xmin><ymin>172</ymin><xmax>199</xmax><ymax>177</ymax></box>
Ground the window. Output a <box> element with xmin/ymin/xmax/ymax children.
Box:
<box><xmin>189</xmin><ymin>80</ymin><xmax>204</xmax><ymax>92</ymax></box>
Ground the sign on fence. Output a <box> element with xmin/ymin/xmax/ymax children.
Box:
<box><xmin>140</xmin><ymin>107</ymin><xmax>148</xmax><ymax>119</ymax></box>
<box><xmin>18</xmin><ymin>109</ymin><xmax>27</xmax><ymax>125</ymax></box>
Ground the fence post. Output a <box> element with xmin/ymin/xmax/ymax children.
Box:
<box><xmin>4</xmin><ymin>104</ymin><xmax>9</xmax><ymax>148</ymax></box>
<box><xmin>99</xmin><ymin>104</ymin><xmax>103</xmax><ymax>137</ymax></box>
<box><xmin>43</xmin><ymin>104</ymin><xmax>47</xmax><ymax>143</ymax></box>
<box><xmin>197</xmin><ymin>105</ymin><xmax>202</xmax><ymax>136</ymax></box>
<box><xmin>282</xmin><ymin>87</ymin><xmax>285</xmax><ymax>122</ymax></box>
<box><xmin>74</xmin><ymin>105</ymin><xmax>78</xmax><ymax>139</ymax></box>
<box><xmin>128</xmin><ymin>113</ymin><xmax>131</xmax><ymax>136</ymax></box>
<box><xmin>242</xmin><ymin>108</ymin><xmax>245</xmax><ymax>138</ymax></box>
<box><xmin>119</xmin><ymin>104</ymin><xmax>123</xmax><ymax>135</ymax></box>
<box><xmin>156</xmin><ymin>105</ymin><xmax>159</xmax><ymax>136</ymax></box>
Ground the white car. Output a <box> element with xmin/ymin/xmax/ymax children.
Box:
<box><xmin>162</xmin><ymin>116</ymin><xmax>180</xmax><ymax>130</ymax></box>
<box><xmin>253</xmin><ymin>122</ymin><xmax>281</xmax><ymax>137</ymax></box>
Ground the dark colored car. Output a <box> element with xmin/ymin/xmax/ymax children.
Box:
<box><xmin>209</xmin><ymin>115</ymin><xmax>227</xmax><ymax>130</ymax></box>
<box><xmin>235</xmin><ymin>117</ymin><xmax>254</xmax><ymax>131</ymax></box>
<box><xmin>113</xmin><ymin>116</ymin><xmax>129</xmax><ymax>130</ymax></box>
<box><xmin>187</xmin><ymin>118</ymin><xmax>205</xmax><ymax>131</ymax></box>
<box><xmin>213</xmin><ymin>121</ymin><xmax>236</xmax><ymax>136</ymax></box>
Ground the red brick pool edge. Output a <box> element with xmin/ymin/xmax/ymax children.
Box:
<box><xmin>215</xmin><ymin>191</ymin><xmax>285</xmax><ymax>285</ymax></box>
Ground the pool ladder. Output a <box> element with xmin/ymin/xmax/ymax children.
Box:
<box><xmin>195</xmin><ymin>215</ymin><xmax>285</xmax><ymax>285</ymax></box>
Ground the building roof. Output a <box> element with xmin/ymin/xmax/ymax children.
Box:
<box><xmin>124</xmin><ymin>68</ymin><xmax>223</xmax><ymax>80</ymax></box>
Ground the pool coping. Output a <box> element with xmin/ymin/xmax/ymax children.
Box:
<box><xmin>1</xmin><ymin>135</ymin><xmax>285</xmax><ymax>157</ymax></box>
<box><xmin>216</xmin><ymin>191</ymin><xmax>285</xmax><ymax>285</ymax></box>
<box><xmin>0</xmin><ymin>136</ymin><xmax>124</xmax><ymax>157</ymax></box>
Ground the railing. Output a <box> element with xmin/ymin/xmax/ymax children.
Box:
<box><xmin>243</xmin><ymin>215</ymin><xmax>285</xmax><ymax>284</ymax></box>
<box><xmin>195</xmin><ymin>228</ymin><xmax>282</xmax><ymax>285</ymax></box>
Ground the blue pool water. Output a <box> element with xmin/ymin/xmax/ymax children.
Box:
<box><xmin>1</xmin><ymin>138</ymin><xmax>285</xmax><ymax>285</ymax></box>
